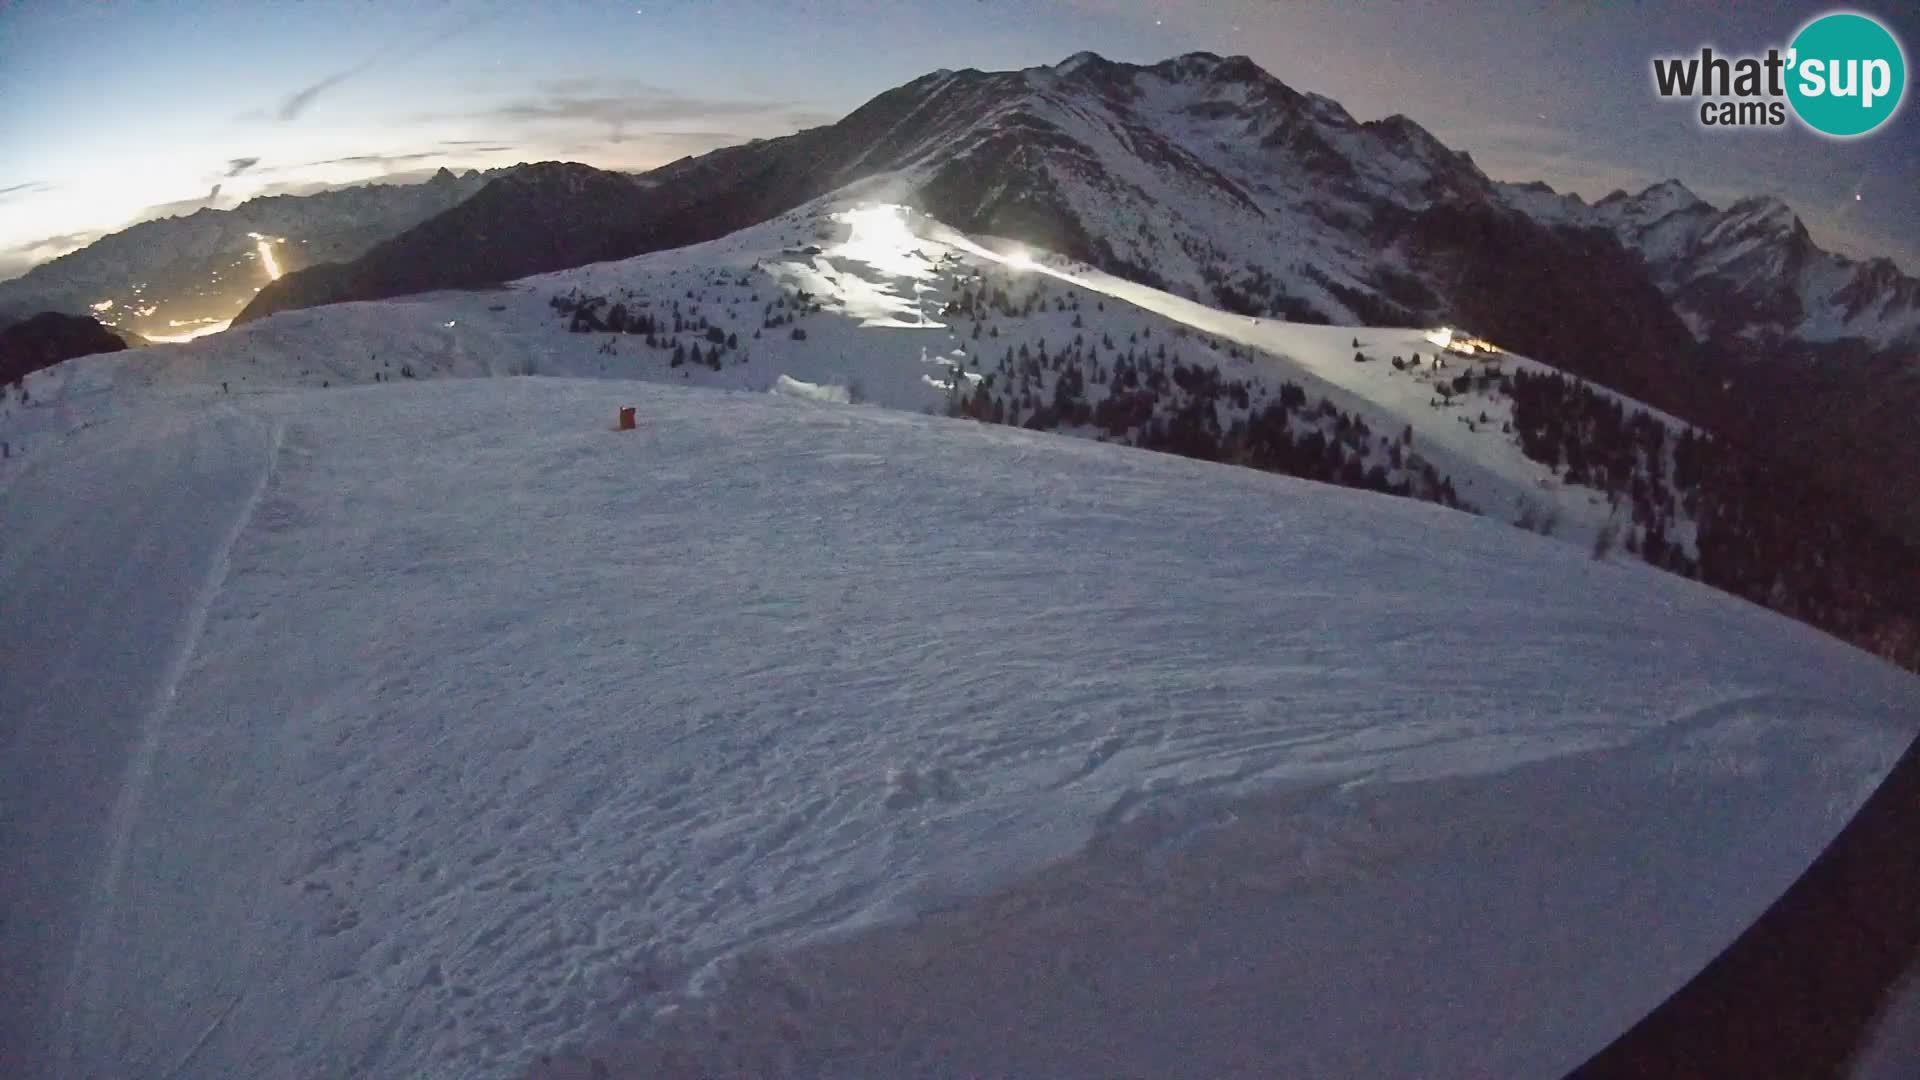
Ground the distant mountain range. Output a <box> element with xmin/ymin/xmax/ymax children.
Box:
<box><xmin>234</xmin><ymin>54</ymin><xmax>1920</xmax><ymax>358</ymax></box>
<box><xmin>1509</xmin><ymin>178</ymin><xmax>1920</xmax><ymax>350</ymax></box>
<box><xmin>0</xmin><ymin>168</ymin><xmax>498</xmax><ymax>340</ymax></box>
<box><xmin>19</xmin><ymin>51</ymin><xmax>1920</xmax><ymax>539</ymax></box>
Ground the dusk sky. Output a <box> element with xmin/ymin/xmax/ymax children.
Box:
<box><xmin>2</xmin><ymin>0</ymin><xmax>1915</xmax><ymax>279</ymax></box>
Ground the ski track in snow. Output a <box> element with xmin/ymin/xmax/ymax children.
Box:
<box><xmin>57</xmin><ymin>410</ymin><xmax>283</xmax><ymax>1074</ymax></box>
<box><xmin>0</xmin><ymin>404</ymin><xmax>277</xmax><ymax>1071</ymax></box>
<box><xmin>1</xmin><ymin>376</ymin><xmax>1911</xmax><ymax>1078</ymax></box>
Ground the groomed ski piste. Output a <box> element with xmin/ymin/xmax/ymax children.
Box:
<box><xmin>2</xmin><ymin>193</ymin><xmax>1915</xmax><ymax>1078</ymax></box>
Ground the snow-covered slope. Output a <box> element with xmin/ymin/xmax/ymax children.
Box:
<box><xmin>3</xmin><ymin>362</ymin><xmax>1914</xmax><ymax>1077</ymax></box>
<box><xmin>5</xmin><ymin>196</ymin><xmax>1702</xmax><ymax>558</ymax></box>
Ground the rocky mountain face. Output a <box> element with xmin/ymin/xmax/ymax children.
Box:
<box><xmin>0</xmin><ymin>168</ymin><xmax>498</xmax><ymax>339</ymax></box>
<box><xmin>1504</xmin><ymin>178</ymin><xmax>1920</xmax><ymax>351</ymax></box>
<box><xmin>231</xmin><ymin>52</ymin><xmax>1920</xmax><ymax>541</ymax></box>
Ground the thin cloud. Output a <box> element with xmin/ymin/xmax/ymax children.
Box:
<box><xmin>228</xmin><ymin>148</ymin><xmax>509</xmax><ymax>180</ymax></box>
<box><xmin>224</xmin><ymin>157</ymin><xmax>262</xmax><ymax>178</ymax></box>
<box><xmin>273</xmin><ymin>13</ymin><xmax>495</xmax><ymax>122</ymax></box>
<box><xmin>476</xmin><ymin>79</ymin><xmax>835</xmax><ymax>144</ymax></box>
<box><xmin>5</xmin><ymin>228</ymin><xmax>100</xmax><ymax>256</ymax></box>
<box><xmin>278</xmin><ymin>55</ymin><xmax>383</xmax><ymax>121</ymax></box>
<box><xmin>304</xmin><ymin>151</ymin><xmax>444</xmax><ymax>168</ymax></box>
<box><xmin>290</xmin><ymin>147</ymin><xmax>515</xmax><ymax>172</ymax></box>
<box><xmin>0</xmin><ymin>228</ymin><xmax>104</xmax><ymax>280</ymax></box>
<box><xmin>244</xmin><ymin>172</ymin><xmax>472</xmax><ymax>198</ymax></box>
<box><xmin>530</xmin><ymin>131</ymin><xmax>780</xmax><ymax>173</ymax></box>
<box><xmin>0</xmin><ymin>181</ymin><xmax>55</xmax><ymax>200</ymax></box>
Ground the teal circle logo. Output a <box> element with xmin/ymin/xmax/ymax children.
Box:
<box><xmin>1787</xmin><ymin>12</ymin><xmax>1906</xmax><ymax>137</ymax></box>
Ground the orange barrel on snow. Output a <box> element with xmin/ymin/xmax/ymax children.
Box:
<box><xmin>617</xmin><ymin>406</ymin><xmax>636</xmax><ymax>431</ymax></box>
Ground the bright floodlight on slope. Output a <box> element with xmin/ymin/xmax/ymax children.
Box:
<box><xmin>844</xmin><ymin>204</ymin><xmax>916</xmax><ymax>252</ymax></box>
<box><xmin>248</xmin><ymin>231</ymin><xmax>283</xmax><ymax>281</ymax></box>
<box><xmin>837</xmin><ymin>204</ymin><xmax>934</xmax><ymax>283</ymax></box>
<box><xmin>1006</xmin><ymin>246</ymin><xmax>1036</xmax><ymax>271</ymax></box>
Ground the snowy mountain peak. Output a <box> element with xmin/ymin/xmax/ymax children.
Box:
<box><xmin>241</xmin><ymin>51</ymin><xmax>1512</xmax><ymax>332</ymax></box>
<box><xmin>1148</xmin><ymin>50</ymin><xmax>1236</xmax><ymax>78</ymax></box>
<box><xmin>1722</xmin><ymin>194</ymin><xmax>1802</xmax><ymax>234</ymax></box>
<box><xmin>1033</xmin><ymin>49</ymin><xmax>1309</xmax><ymax>107</ymax></box>
<box><xmin>1643</xmin><ymin>177</ymin><xmax>1701</xmax><ymax>202</ymax></box>
<box><xmin>1053</xmin><ymin>50</ymin><xmax>1106</xmax><ymax>76</ymax></box>
<box><xmin>1050</xmin><ymin>48</ymin><xmax>1241</xmax><ymax>88</ymax></box>
<box><xmin>1162</xmin><ymin>50</ymin><xmax>1271</xmax><ymax>86</ymax></box>
<box><xmin>1595</xmin><ymin>179</ymin><xmax>1707</xmax><ymax>226</ymax></box>
<box><xmin>1143</xmin><ymin>50</ymin><xmax>1313</xmax><ymax>108</ymax></box>
<box><xmin>1516</xmin><ymin>177</ymin><xmax>1917</xmax><ymax>351</ymax></box>
<box><xmin>1363</xmin><ymin>113</ymin><xmax>1477</xmax><ymax>174</ymax></box>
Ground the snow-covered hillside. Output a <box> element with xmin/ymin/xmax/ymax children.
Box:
<box><xmin>1</xmin><ymin>196</ymin><xmax>1705</xmax><ymax>559</ymax></box>
<box><xmin>3</xmin><ymin>360</ymin><xmax>1914</xmax><ymax>1077</ymax></box>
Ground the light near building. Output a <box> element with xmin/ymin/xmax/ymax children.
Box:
<box><xmin>1427</xmin><ymin>326</ymin><xmax>1502</xmax><ymax>356</ymax></box>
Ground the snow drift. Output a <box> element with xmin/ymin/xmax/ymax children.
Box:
<box><xmin>2</xmin><ymin>370</ymin><xmax>1913</xmax><ymax>1078</ymax></box>
<box><xmin>768</xmin><ymin>373</ymin><xmax>853</xmax><ymax>405</ymax></box>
